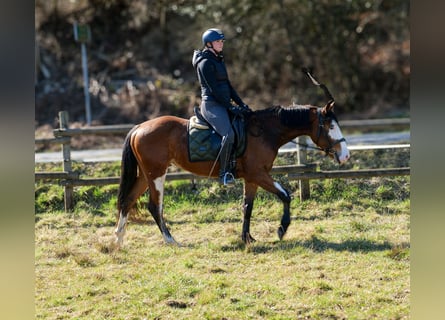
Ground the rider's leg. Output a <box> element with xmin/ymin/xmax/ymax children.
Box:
<box><xmin>218</xmin><ymin>134</ymin><xmax>235</xmax><ymax>185</ymax></box>
<box><xmin>200</xmin><ymin>101</ymin><xmax>236</xmax><ymax>185</ymax></box>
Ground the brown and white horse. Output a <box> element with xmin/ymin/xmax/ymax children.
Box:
<box><xmin>115</xmin><ymin>100</ymin><xmax>350</xmax><ymax>247</ymax></box>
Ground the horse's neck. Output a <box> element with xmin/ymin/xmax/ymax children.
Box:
<box><xmin>276</xmin><ymin>107</ymin><xmax>314</xmax><ymax>144</ymax></box>
<box><xmin>253</xmin><ymin>107</ymin><xmax>314</xmax><ymax>149</ymax></box>
<box><xmin>278</xmin><ymin>126</ymin><xmax>311</xmax><ymax>147</ymax></box>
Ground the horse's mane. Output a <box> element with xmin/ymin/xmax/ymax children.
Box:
<box><xmin>253</xmin><ymin>105</ymin><xmax>312</xmax><ymax>128</ymax></box>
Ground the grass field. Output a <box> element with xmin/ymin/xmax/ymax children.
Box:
<box><xmin>35</xmin><ymin>149</ymin><xmax>410</xmax><ymax>319</ymax></box>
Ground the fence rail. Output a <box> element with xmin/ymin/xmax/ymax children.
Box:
<box><xmin>35</xmin><ymin>111</ymin><xmax>410</xmax><ymax>212</ymax></box>
<box><xmin>38</xmin><ymin>117</ymin><xmax>410</xmax><ymax>144</ymax></box>
<box><xmin>53</xmin><ymin>124</ymin><xmax>135</xmax><ymax>137</ymax></box>
<box><xmin>340</xmin><ymin>118</ymin><xmax>410</xmax><ymax>130</ymax></box>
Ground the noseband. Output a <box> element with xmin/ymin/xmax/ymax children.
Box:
<box><xmin>315</xmin><ymin>110</ymin><xmax>346</xmax><ymax>161</ymax></box>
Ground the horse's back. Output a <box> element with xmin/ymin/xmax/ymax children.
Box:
<box><xmin>134</xmin><ymin>115</ymin><xmax>188</xmax><ymax>136</ymax></box>
<box><xmin>139</xmin><ymin>115</ymin><xmax>187</xmax><ymax>127</ymax></box>
<box><xmin>131</xmin><ymin>115</ymin><xmax>188</xmax><ymax>158</ymax></box>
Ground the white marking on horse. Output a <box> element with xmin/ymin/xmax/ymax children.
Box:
<box><xmin>153</xmin><ymin>174</ymin><xmax>176</xmax><ymax>244</ymax></box>
<box><xmin>115</xmin><ymin>212</ymin><xmax>128</xmax><ymax>246</ymax></box>
<box><xmin>329</xmin><ymin>121</ymin><xmax>350</xmax><ymax>163</ymax></box>
<box><xmin>153</xmin><ymin>175</ymin><xmax>166</xmax><ymax>214</ymax></box>
<box><xmin>274</xmin><ymin>181</ymin><xmax>288</xmax><ymax>197</ymax></box>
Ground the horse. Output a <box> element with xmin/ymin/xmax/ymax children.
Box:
<box><xmin>114</xmin><ymin>100</ymin><xmax>350</xmax><ymax>247</ymax></box>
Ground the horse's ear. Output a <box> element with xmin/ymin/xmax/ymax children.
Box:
<box><xmin>322</xmin><ymin>100</ymin><xmax>335</xmax><ymax>115</ymax></box>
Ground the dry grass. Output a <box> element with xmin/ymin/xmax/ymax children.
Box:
<box><xmin>35</xmin><ymin>179</ymin><xmax>409</xmax><ymax>319</ymax></box>
<box><xmin>35</xmin><ymin>148</ymin><xmax>410</xmax><ymax>319</ymax></box>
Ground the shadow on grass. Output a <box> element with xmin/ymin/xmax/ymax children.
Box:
<box><xmin>220</xmin><ymin>235</ymin><xmax>394</xmax><ymax>254</ymax></box>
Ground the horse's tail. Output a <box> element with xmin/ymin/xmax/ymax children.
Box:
<box><xmin>117</xmin><ymin>126</ymin><xmax>139</xmax><ymax>213</ymax></box>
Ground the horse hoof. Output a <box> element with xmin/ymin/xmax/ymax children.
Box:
<box><xmin>166</xmin><ymin>240</ymin><xmax>182</xmax><ymax>247</ymax></box>
<box><xmin>115</xmin><ymin>232</ymin><xmax>125</xmax><ymax>249</ymax></box>
<box><xmin>277</xmin><ymin>226</ymin><xmax>286</xmax><ymax>240</ymax></box>
<box><xmin>242</xmin><ymin>232</ymin><xmax>256</xmax><ymax>244</ymax></box>
<box><xmin>163</xmin><ymin>234</ymin><xmax>181</xmax><ymax>247</ymax></box>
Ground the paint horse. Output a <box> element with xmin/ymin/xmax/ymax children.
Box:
<box><xmin>115</xmin><ymin>100</ymin><xmax>350</xmax><ymax>247</ymax></box>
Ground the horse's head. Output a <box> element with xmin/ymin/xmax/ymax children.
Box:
<box><xmin>311</xmin><ymin>101</ymin><xmax>350</xmax><ymax>164</ymax></box>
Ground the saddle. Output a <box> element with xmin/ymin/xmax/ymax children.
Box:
<box><xmin>187</xmin><ymin>106</ymin><xmax>247</xmax><ymax>162</ymax></box>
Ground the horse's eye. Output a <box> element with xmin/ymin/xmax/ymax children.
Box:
<box><xmin>329</xmin><ymin>124</ymin><xmax>334</xmax><ymax>130</ymax></box>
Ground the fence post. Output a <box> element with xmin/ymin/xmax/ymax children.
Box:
<box><xmin>59</xmin><ymin>111</ymin><xmax>74</xmax><ymax>212</ymax></box>
<box><xmin>297</xmin><ymin>136</ymin><xmax>310</xmax><ymax>201</ymax></box>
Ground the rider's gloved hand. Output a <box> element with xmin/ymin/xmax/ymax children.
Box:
<box><xmin>229</xmin><ymin>105</ymin><xmax>244</xmax><ymax>116</ymax></box>
<box><xmin>240</xmin><ymin>104</ymin><xmax>253</xmax><ymax>114</ymax></box>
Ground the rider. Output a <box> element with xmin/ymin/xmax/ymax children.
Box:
<box><xmin>192</xmin><ymin>28</ymin><xmax>251</xmax><ymax>185</ymax></box>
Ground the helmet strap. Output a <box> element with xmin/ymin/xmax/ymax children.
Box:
<box><xmin>204</xmin><ymin>43</ymin><xmax>223</xmax><ymax>58</ymax></box>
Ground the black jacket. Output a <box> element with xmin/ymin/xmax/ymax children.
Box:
<box><xmin>192</xmin><ymin>49</ymin><xmax>244</xmax><ymax>109</ymax></box>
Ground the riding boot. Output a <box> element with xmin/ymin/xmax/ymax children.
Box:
<box><xmin>219</xmin><ymin>141</ymin><xmax>235</xmax><ymax>186</ymax></box>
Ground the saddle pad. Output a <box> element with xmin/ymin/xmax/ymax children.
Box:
<box><xmin>188</xmin><ymin>125</ymin><xmax>222</xmax><ymax>161</ymax></box>
<box><xmin>187</xmin><ymin>116</ymin><xmax>247</xmax><ymax>162</ymax></box>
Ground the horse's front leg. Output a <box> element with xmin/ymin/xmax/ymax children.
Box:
<box><xmin>256</xmin><ymin>176</ymin><xmax>292</xmax><ymax>241</ymax></box>
<box><xmin>242</xmin><ymin>182</ymin><xmax>258</xmax><ymax>244</ymax></box>
<box><xmin>273</xmin><ymin>181</ymin><xmax>292</xmax><ymax>240</ymax></box>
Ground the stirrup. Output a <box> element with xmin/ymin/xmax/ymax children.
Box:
<box><xmin>220</xmin><ymin>172</ymin><xmax>235</xmax><ymax>186</ymax></box>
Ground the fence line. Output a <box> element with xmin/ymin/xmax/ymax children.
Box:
<box><xmin>35</xmin><ymin>111</ymin><xmax>410</xmax><ymax>212</ymax></box>
<box><xmin>37</xmin><ymin>117</ymin><xmax>410</xmax><ymax>145</ymax></box>
<box><xmin>48</xmin><ymin>166</ymin><xmax>409</xmax><ymax>187</ymax></box>
<box><xmin>340</xmin><ymin>118</ymin><xmax>409</xmax><ymax>130</ymax></box>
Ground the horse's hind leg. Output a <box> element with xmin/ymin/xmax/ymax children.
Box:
<box><xmin>115</xmin><ymin>176</ymin><xmax>148</xmax><ymax>247</ymax></box>
<box><xmin>147</xmin><ymin>173</ymin><xmax>179</xmax><ymax>245</ymax></box>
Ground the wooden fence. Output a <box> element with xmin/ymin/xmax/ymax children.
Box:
<box><xmin>35</xmin><ymin>111</ymin><xmax>410</xmax><ymax>212</ymax></box>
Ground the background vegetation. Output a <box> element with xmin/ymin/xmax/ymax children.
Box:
<box><xmin>35</xmin><ymin>0</ymin><xmax>410</xmax><ymax>130</ymax></box>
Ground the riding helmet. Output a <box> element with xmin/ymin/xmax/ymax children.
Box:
<box><xmin>202</xmin><ymin>28</ymin><xmax>225</xmax><ymax>46</ymax></box>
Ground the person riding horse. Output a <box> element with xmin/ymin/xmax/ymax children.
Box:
<box><xmin>192</xmin><ymin>28</ymin><xmax>251</xmax><ymax>185</ymax></box>
<box><xmin>114</xmin><ymin>46</ymin><xmax>350</xmax><ymax>248</ymax></box>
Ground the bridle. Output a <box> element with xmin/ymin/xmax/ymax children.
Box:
<box><xmin>314</xmin><ymin>110</ymin><xmax>346</xmax><ymax>162</ymax></box>
<box><xmin>290</xmin><ymin>109</ymin><xmax>346</xmax><ymax>163</ymax></box>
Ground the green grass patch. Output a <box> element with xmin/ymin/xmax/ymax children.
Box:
<box><xmin>35</xmin><ymin>149</ymin><xmax>410</xmax><ymax>319</ymax></box>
